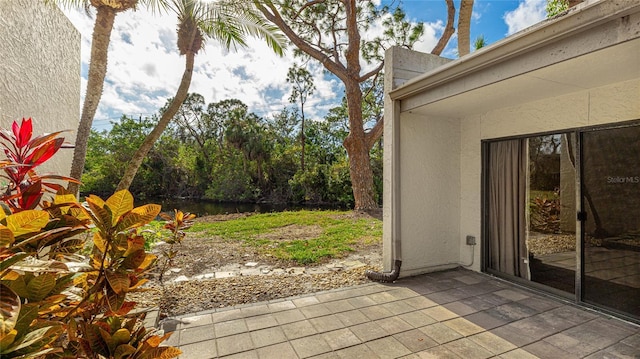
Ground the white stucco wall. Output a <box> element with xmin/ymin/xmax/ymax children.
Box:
<box><xmin>386</xmin><ymin>0</ymin><xmax>640</xmax><ymax>277</ymax></box>
<box><xmin>398</xmin><ymin>113</ymin><xmax>462</xmax><ymax>276</ymax></box>
<box><xmin>0</xmin><ymin>0</ymin><xmax>80</xmax><ymax>177</ymax></box>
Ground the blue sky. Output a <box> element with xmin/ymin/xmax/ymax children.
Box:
<box><xmin>62</xmin><ymin>0</ymin><xmax>547</xmax><ymax>131</ymax></box>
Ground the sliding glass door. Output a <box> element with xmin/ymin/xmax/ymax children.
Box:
<box><xmin>485</xmin><ymin>122</ymin><xmax>639</xmax><ymax>321</ymax></box>
<box><xmin>581</xmin><ymin>125</ymin><xmax>640</xmax><ymax>318</ymax></box>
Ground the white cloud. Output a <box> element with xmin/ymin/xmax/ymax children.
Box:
<box><xmin>503</xmin><ymin>0</ymin><xmax>547</xmax><ymax>35</ymax></box>
<box><xmin>62</xmin><ymin>2</ymin><xmax>448</xmax><ymax>130</ymax></box>
<box><xmin>62</xmin><ymin>5</ymin><xmax>341</xmax><ymax>130</ymax></box>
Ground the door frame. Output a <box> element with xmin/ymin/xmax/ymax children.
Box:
<box><xmin>481</xmin><ymin>119</ymin><xmax>640</xmax><ymax>324</ymax></box>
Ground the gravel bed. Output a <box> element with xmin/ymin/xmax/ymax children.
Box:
<box><xmin>130</xmin><ymin>266</ymin><xmax>376</xmax><ymax>317</ymax></box>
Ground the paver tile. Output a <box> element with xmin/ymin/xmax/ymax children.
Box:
<box><xmin>256</xmin><ymin>342</ymin><xmax>299</xmax><ymax>359</ymax></box>
<box><xmin>293</xmin><ymin>296</ymin><xmax>320</xmax><ymax>308</ymax></box>
<box><xmin>177</xmin><ymin>340</ymin><xmax>217</xmax><ymax>359</ymax></box>
<box><xmin>347</xmin><ymin>295</ymin><xmax>377</xmax><ymax>308</ymax></box>
<box><xmin>360</xmin><ymin>305</ymin><xmax>395</xmax><ymax>320</ymax></box>
<box><xmin>393</xmin><ymin>329</ymin><xmax>438</xmax><ymax>352</ymax></box>
<box><xmin>497</xmin><ymin>348</ymin><xmax>539</xmax><ymax>359</ymax></box>
<box><xmin>468</xmin><ymin>331</ymin><xmax>517</xmax><ymax>355</ymax></box>
<box><xmin>374</xmin><ymin>316</ymin><xmax>413</xmax><ymax>334</ymax></box>
<box><xmin>444</xmin><ymin>338</ymin><xmax>494</xmax><ymax>359</ymax></box>
<box><xmin>381</xmin><ymin>300</ymin><xmax>415</xmax><ymax>315</ymax></box>
<box><xmin>365</xmin><ymin>336</ymin><xmax>412</xmax><ymax>359</ymax></box>
<box><xmin>336</xmin><ymin>309</ymin><xmax>369</xmax><ymax>327</ymax></box>
<box><xmin>418</xmin><ymin>323</ymin><xmax>463</xmax><ymax>344</ymax></box>
<box><xmin>282</xmin><ymin>320</ymin><xmax>318</xmax><ymax>340</ymax></box>
<box><xmin>464</xmin><ymin>309</ymin><xmax>513</xmax><ymax>330</ymax></box>
<box><xmin>290</xmin><ymin>334</ymin><xmax>332</xmax><ymax>358</ymax></box>
<box><xmin>403</xmin><ymin>296</ymin><xmax>438</xmax><ymax>310</ymax></box>
<box><xmin>300</xmin><ymin>304</ymin><xmax>332</xmax><ymax>319</ymax></box>
<box><xmin>220</xmin><ymin>350</ymin><xmax>258</xmax><ymax>358</ymax></box>
<box><xmin>216</xmin><ymin>333</ymin><xmax>253</xmax><ymax>357</ymax></box>
<box><xmin>268</xmin><ymin>300</ymin><xmax>296</xmax><ymax>312</ymax></box>
<box><xmin>214</xmin><ymin>318</ymin><xmax>247</xmax><ymax>337</ymax></box>
<box><xmin>494</xmin><ymin>289</ymin><xmax>531</xmax><ymax>302</ymax></box>
<box><xmin>245</xmin><ymin>314</ymin><xmax>278</xmax><ymax>331</ymax></box>
<box><xmin>240</xmin><ymin>305</ymin><xmax>271</xmax><ymax>317</ymax></box>
<box><xmin>310</xmin><ymin>315</ymin><xmax>345</xmax><ymax>333</ymax></box>
<box><xmin>350</xmin><ymin>321</ymin><xmax>388</xmax><ymax>342</ymax></box>
<box><xmin>398</xmin><ymin>311</ymin><xmax>437</xmax><ymax>328</ymax></box>
<box><xmin>542</xmin><ymin>332</ymin><xmax>599</xmax><ymax>357</ymax></box>
<box><xmin>211</xmin><ymin>309</ymin><xmax>243</xmax><ymax>323</ymax></box>
<box><xmin>561</xmin><ymin>317</ymin><xmax>637</xmax><ymax>349</ymax></box>
<box><xmin>327</xmin><ymin>299</ymin><xmax>356</xmax><ymax>314</ymax></box>
<box><xmin>522</xmin><ymin>341</ymin><xmax>579</xmax><ymax>359</ymax></box>
<box><xmin>273</xmin><ymin>309</ymin><xmax>306</xmax><ymax>325</ymax></box>
<box><xmin>602</xmin><ymin>342</ymin><xmax>640</xmax><ymax>358</ymax></box>
<box><xmin>250</xmin><ymin>326</ymin><xmax>287</xmax><ymax>348</ymax></box>
<box><xmin>178</xmin><ymin>325</ymin><xmax>215</xmax><ymax>345</ymax></box>
<box><xmin>421</xmin><ymin>306</ymin><xmax>458</xmax><ymax>321</ymax></box>
<box><xmin>322</xmin><ymin>328</ymin><xmax>361</xmax><ymax>350</ymax></box>
<box><xmin>414</xmin><ymin>346</ymin><xmax>462</xmax><ymax>358</ymax></box>
<box><xmin>335</xmin><ymin>344</ymin><xmax>379</xmax><ymax>358</ymax></box>
<box><xmin>442</xmin><ymin>300</ymin><xmax>479</xmax><ymax>316</ymax></box>
<box><xmin>443</xmin><ymin>317</ymin><xmax>484</xmax><ymax>336</ymax></box>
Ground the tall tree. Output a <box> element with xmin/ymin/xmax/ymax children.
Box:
<box><xmin>48</xmin><ymin>0</ymin><xmax>168</xmax><ymax>195</ymax></box>
<box><xmin>457</xmin><ymin>0</ymin><xmax>474</xmax><ymax>56</ymax></box>
<box><xmin>286</xmin><ymin>64</ymin><xmax>315</xmax><ymax>172</ymax></box>
<box><xmin>250</xmin><ymin>0</ymin><xmax>424</xmax><ymax>210</ymax></box>
<box><xmin>116</xmin><ymin>0</ymin><xmax>284</xmax><ymax>191</ymax></box>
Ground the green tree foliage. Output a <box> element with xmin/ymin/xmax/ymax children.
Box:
<box><xmin>84</xmin><ymin>94</ymin><xmax>368</xmax><ymax>206</ymax></box>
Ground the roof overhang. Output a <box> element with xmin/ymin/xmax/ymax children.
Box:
<box><xmin>389</xmin><ymin>0</ymin><xmax>640</xmax><ymax>118</ymax></box>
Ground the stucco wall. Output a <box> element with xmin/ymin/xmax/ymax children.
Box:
<box><xmin>0</xmin><ymin>0</ymin><xmax>80</xmax><ymax>177</ymax></box>
<box><xmin>398</xmin><ymin>113</ymin><xmax>461</xmax><ymax>276</ymax></box>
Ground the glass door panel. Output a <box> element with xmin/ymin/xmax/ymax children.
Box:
<box><xmin>581</xmin><ymin>125</ymin><xmax>640</xmax><ymax>319</ymax></box>
<box><xmin>527</xmin><ymin>134</ymin><xmax>576</xmax><ymax>294</ymax></box>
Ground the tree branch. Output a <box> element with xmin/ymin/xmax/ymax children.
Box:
<box><xmin>431</xmin><ymin>0</ymin><xmax>455</xmax><ymax>55</ymax></box>
<box><xmin>365</xmin><ymin>116</ymin><xmax>384</xmax><ymax>150</ymax></box>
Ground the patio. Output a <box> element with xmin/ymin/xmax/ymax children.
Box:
<box><xmin>158</xmin><ymin>268</ymin><xmax>640</xmax><ymax>358</ymax></box>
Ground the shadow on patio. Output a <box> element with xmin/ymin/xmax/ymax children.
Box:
<box><xmin>159</xmin><ymin>268</ymin><xmax>640</xmax><ymax>358</ymax></box>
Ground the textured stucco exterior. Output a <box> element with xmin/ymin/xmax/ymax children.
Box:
<box><xmin>384</xmin><ymin>0</ymin><xmax>640</xmax><ymax>277</ymax></box>
<box><xmin>0</xmin><ymin>0</ymin><xmax>80</xmax><ymax>176</ymax></box>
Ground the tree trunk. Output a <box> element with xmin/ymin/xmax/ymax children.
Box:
<box><xmin>343</xmin><ymin>82</ymin><xmax>377</xmax><ymax>210</ymax></box>
<box><xmin>68</xmin><ymin>6</ymin><xmax>117</xmax><ymax>195</ymax></box>
<box><xmin>116</xmin><ymin>52</ymin><xmax>195</xmax><ymax>192</ymax></box>
<box><xmin>457</xmin><ymin>0</ymin><xmax>474</xmax><ymax>57</ymax></box>
<box><xmin>300</xmin><ymin>105</ymin><xmax>305</xmax><ymax>172</ymax></box>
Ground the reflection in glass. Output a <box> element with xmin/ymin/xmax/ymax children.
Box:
<box><xmin>582</xmin><ymin>125</ymin><xmax>640</xmax><ymax>319</ymax></box>
<box><xmin>526</xmin><ymin>134</ymin><xmax>576</xmax><ymax>294</ymax></box>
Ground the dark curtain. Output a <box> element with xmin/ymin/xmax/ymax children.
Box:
<box><xmin>488</xmin><ymin>139</ymin><xmax>529</xmax><ymax>279</ymax></box>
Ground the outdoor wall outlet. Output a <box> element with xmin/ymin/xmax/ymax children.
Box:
<box><xmin>466</xmin><ymin>235</ymin><xmax>476</xmax><ymax>245</ymax></box>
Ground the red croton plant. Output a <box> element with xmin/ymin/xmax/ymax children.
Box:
<box><xmin>0</xmin><ymin>118</ymin><xmax>182</xmax><ymax>358</ymax></box>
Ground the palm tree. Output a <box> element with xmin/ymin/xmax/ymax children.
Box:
<box><xmin>46</xmin><ymin>0</ymin><xmax>168</xmax><ymax>195</ymax></box>
<box><xmin>116</xmin><ymin>0</ymin><xmax>284</xmax><ymax>191</ymax></box>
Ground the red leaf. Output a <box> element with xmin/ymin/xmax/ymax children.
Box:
<box><xmin>25</xmin><ymin>138</ymin><xmax>63</xmax><ymax>166</ymax></box>
<box><xmin>15</xmin><ymin>118</ymin><xmax>33</xmax><ymax>148</ymax></box>
<box><xmin>18</xmin><ymin>181</ymin><xmax>43</xmax><ymax>210</ymax></box>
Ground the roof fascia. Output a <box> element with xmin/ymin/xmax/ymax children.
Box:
<box><xmin>389</xmin><ymin>0</ymin><xmax>640</xmax><ymax>101</ymax></box>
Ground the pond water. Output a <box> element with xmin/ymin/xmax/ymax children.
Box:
<box><xmin>150</xmin><ymin>199</ymin><xmax>345</xmax><ymax>217</ymax></box>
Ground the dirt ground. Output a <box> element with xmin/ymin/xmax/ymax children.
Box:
<box><xmin>134</xmin><ymin>211</ymin><xmax>384</xmax><ymax>316</ymax></box>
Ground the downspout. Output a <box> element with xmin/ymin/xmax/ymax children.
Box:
<box><xmin>367</xmin><ymin>92</ymin><xmax>403</xmax><ymax>282</ymax></box>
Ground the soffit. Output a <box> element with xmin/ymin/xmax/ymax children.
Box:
<box><xmin>404</xmin><ymin>38</ymin><xmax>640</xmax><ymax>118</ymax></box>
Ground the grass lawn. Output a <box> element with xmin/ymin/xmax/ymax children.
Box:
<box><xmin>188</xmin><ymin>210</ymin><xmax>382</xmax><ymax>264</ymax></box>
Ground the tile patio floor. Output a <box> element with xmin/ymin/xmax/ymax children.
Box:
<box><xmin>159</xmin><ymin>268</ymin><xmax>640</xmax><ymax>358</ymax></box>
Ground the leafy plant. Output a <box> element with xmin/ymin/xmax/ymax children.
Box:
<box><xmin>530</xmin><ymin>192</ymin><xmax>561</xmax><ymax>233</ymax></box>
<box><xmin>0</xmin><ymin>119</ymin><xmax>180</xmax><ymax>358</ymax></box>
<box><xmin>157</xmin><ymin>210</ymin><xmax>196</xmax><ymax>285</ymax></box>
